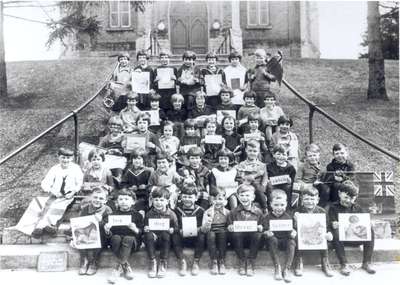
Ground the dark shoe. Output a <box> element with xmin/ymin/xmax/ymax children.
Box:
<box><xmin>361</xmin><ymin>263</ymin><xmax>376</xmax><ymax>274</ymax></box>
<box><xmin>321</xmin><ymin>257</ymin><xmax>334</xmax><ymax>277</ymax></box>
<box><xmin>178</xmin><ymin>259</ymin><xmax>187</xmax><ymax>276</ymax></box>
<box><xmin>122</xmin><ymin>262</ymin><xmax>134</xmax><ymax>280</ymax></box>
<box><xmin>157</xmin><ymin>259</ymin><xmax>167</xmax><ymax>278</ymax></box>
<box><xmin>148</xmin><ymin>259</ymin><xmax>157</xmax><ymax>278</ymax></box>
<box><xmin>108</xmin><ymin>264</ymin><xmax>123</xmax><ymax>283</ymax></box>
<box><xmin>282</xmin><ymin>268</ymin><xmax>292</xmax><ymax>283</ymax></box>
<box><xmin>31</xmin><ymin>228</ymin><xmax>43</xmax><ymax>239</ymax></box>
<box><xmin>218</xmin><ymin>259</ymin><xmax>226</xmax><ymax>275</ymax></box>
<box><xmin>238</xmin><ymin>259</ymin><xmax>246</xmax><ymax>276</ymax></box>
<box><xmin>78</xmin><ymin>257</ymin><xmax>89</xmax><ymax>275</ymax></box>
<box><xmin>86</xmin><ymin>262</ymin><xmax>97</xmax><ymax>275</ymax></box>
<box><xmin>274</xmin><ymin>264</ymin><xmax>283</xmax><ymax>281</ymax></box>
<box><xmin>191</xmin><ymin>259</ymin><xmax>200</xmax><ymax>276</ymax></box>
<box><xmin>246</xmin><ymin>259</ymin><xmax>255</xmax><ymax>277</ymax></box>
<box><xmin>43</xmin><ymin>225</ymin><xmax>58</xmax><ymax>237</ymax></box>
<box><xmin>340</xmin><ymin>264</ymin><xmax>351</xmax><ymax>276</ymax></box>
<box><xmin>294</xmin><ymin>257</ymin><xmax>303</xmax><ymax>276</ymax></box>
<box><xmin>211</xmin><ymin>259</ymin><xmax>218</xmax><ymax>275</ymax></box>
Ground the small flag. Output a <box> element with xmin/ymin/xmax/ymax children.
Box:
<box><xmin>373</xmin><ymin>171</ymin><xmax>395</xmax><ymax>196</ymax></box>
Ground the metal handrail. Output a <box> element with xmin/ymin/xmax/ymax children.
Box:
<box><xmin>216</xmin><ymin>28</ymin><xmax>232</xmax><ymax>55</ymax></box>
<box><xmin>0</xmin><ymin>62</ymin><xmax>119</xmax><ymax>166</ymax></box>
<box><xmin>282</xmin><ymin>78</ymin><xmax>400</xmax><ymax>162</ymax></box>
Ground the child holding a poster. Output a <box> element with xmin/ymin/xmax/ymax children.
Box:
<box><xmin>144</xmin><ymin>188</ymin><xmax>179</xmax><ymax>278</ymax></box>
<box><xmin>177</xmin><ymin>51</ymin><xmax>202</xmax><ymax>110</ymax></box>
<box><xmin>105</xmin><ymin>189</ymin><xmax>144</xmax><ymax>283</ymax></box>
<box><xmin>266</xmin><ymin>145</ymin><xmax>296</xmax><ymax>209</ymax></box>
<box><xmin>201</xmin><ymin>189</ymin><xmax>230</xmax><ymax>275</ymax></box>
<box><xmin>292</xmin><ymin>186</ymin><xmax>334</xmax><ymax>277</ymax></box>
<box><xmin>223</xmin><ymin>50</ymin><xmax>248</xmax><ymax>107</ymax></box>
<box><xmin>132</xmin><ymin>50</ymin><xmax>155</xmax><ymax>109</ymax></box>
<box><xmin>187</xmin><ymin>90</ymin><xmax>216</xmax><ymax>134</ymax></box>
<box><xmin>146</xmin><ymin>92</ymin><xmax>166</xmax><ymax>134</ymax></box>
<box><xmin>75</xmin><ymin>187</ymin><xmax>112</xmax><ymax>275</ymax></box>
<box><xmin>328</xmin><ymin>181</ymin><xmax>376</xmax><ymax>276</ymax></box>
<box><xmin>209</xmin><ymin>149</ymin><xmax>238</xmax><ymax>209</ymax></box>
<box><xmin>271</xmin><ymin>115</ymin><xmax>299</xmax><ymax>169</ymax></box>
<box><xmin>172</xmin><ymin>183</ymin><xmax>206</xmax><ymax>276</ymax></box>
<box><xmin>227</xmin><ymin>184</ymin><xmax>263</xmax><ymax>276</ymax></box>
<box><xmin>154</xmin><ymin>50</ymin><xmax>178</xmax><ymax>111</ymax></box>
<box><xmin>263</xmin><ymin>189</ymin><xmax>296</xmax><ymax>282</ymax></box>
<box><xmin>200</xmin><ymin>51</ymin><xmax>224</xmax><ymax>107</ymax></box>
<box><xmin>177</xmin><ymin>146</ymin><xmax>211</xmax><ymax>210</ymax></box>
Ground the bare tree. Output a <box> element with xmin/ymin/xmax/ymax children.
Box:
<box><xmin>367</xmin><ymin>1</ymin><xmax>389</xmax><ymax>100</ymax></box>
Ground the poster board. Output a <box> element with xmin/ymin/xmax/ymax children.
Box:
<box><xmin>204</xmin><ymin>74</ymin><xmax>222</xmax><ymax>96</ymax></box>
<box><xmin>233</xmin><ymin>220</ymin><xmax>258</xmax><ymax>232</ymax></box>
<box><xmin>269</xmin><ymin>219</ymin><xmax>293</xmax><ymax>232</ymax></box>
<box><xmin>157</xmin><ymin>68</ymin><xmax>175</xmax><ymax>89</ymax></box>
<box><xmin>182</xmin><ymin>216</ymin><xmax>198</xmax><ymax>237</ymax></box>
<box><xmin>297</xmin><ymin>213</ymin><xmax>327</xmax><ymax>250</ymax></box>
<box><xmin>131</xmin><ymin>71</ymin><xmax>150</xmax><ymax>93</ymax></box>
<box><xmin>148</xmin><ymin>218</ymin><xmax>170</xmax><ymax>231</ymax></box>
<box><xmin>205</xmin><ymin>135</ymin><xmax>223</xmax><ymax>144</ymax></box>
<box><xmin>269</xmin><ymin>175</ymin><xmax>290</xmax><ymax>186</ymax></box>
<box><xmin>338</xmin><ymin>213</ymin><xmax>372</xmax><ymax>241</ymax></box>
<box><xmin>108</xmin><ymin>215</ymin><xmax>131</xmax><ymax>226</ymax></box>
<box><xmin>124</xmin><ymin>135</ymin><xmax>146</xmax><ymax>153</ymax></box>
<box><xmin>146</xmin><ymin>110</ymin><xmax>160</xmax><ymax>126</ymax></box>
<box><xmin>70</xmin><ymin>215</ymin><xmax>101</xmax><ymax>249</ymax></box>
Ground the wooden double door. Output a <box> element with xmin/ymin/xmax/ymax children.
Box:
<box><xmin>170</xmin><ymin>1</ymin><xmax>208</xmax><ymax>54</ymax></box>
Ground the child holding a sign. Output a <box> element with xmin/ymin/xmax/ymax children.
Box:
<box><xmin>292</xmin><ymin>186</ymin><xmax>333</xmax><ymax>277</ymax></box>
<box><xmin>236</xmin><ymin>140</ymin><xmax>269</xmax><ymax>213</ymax></box>
<box><xmin>146</xmin><ymin>92</ymin><xmax>166</xmax><ymax>134</ymax></box>
<box><xmin>177</xmin><ymin>119</ymin><xmax>201</xmax><ymax>167</ymax></box>
<box><xmin>119</xmin><ymin>92</ymin><xmax>142</xmax><ymax>133</ymax></box>
<box><xmin>154</xmin><ymin>50</ymin><xmax>178</xmax><ymax>111</ymax></box>
<box><xmin>223</xmin><ymin>50</ymin><xmax>248</xmax><ymax>107</ymax></box>
<box><xmin>144</xmin><ymin>188</ymin><xmax>179</xmax><ymax>278</ymax></box>
<box><xmin>133</xmin><ymin>50</ymin><xmax>155</xmax><ymax>109</ymax></box>
<box><xmin>263</xmin><ymin>189</ymin><xmax>296</xmax><ymax>282</ymax></box>
<box><xmin>172</xmin><ymin>183</ymin><xmax>206</xmax><ymax>276</ymax></box>
<box><xmin>200</xmin><ymin>51</ymin><xmax>224</xmax><ymax>107</ymax></box>
<box><xmin>177</xmin><ymin>51</ymin><xmax>201</xmax><ymax>110</ymax></box>
<box><xmin>271</xmin><ymin>115</ymin><xmax>299</xmax><ymax>169</ymax></box>
<box><xmin>227</xmin><ymin>184</ymin><xmax>263</xmax><ymax>276</ymax></box>
<box><xmin>159</xmin><ymin>121</ymin><xmax>180</xmax><ymax>164</ymax></box>
<box><xmin>188</xmin><ymin>90</ymin><xmax>216</xmax><ymax>135</ymax></box>
<box><xmin>82</xmin><ymin>149</ymin><xmax>114</xmax><ymax>195</ymax></box>
<box><xmin>201</xmin><ymin>118</ymin><xmax>224</xmax><ymax>168</ymax></box>
<box><xmin>202</xmin><ymin>189</ymin><xmax>230</xmax><ymax>275</ymax></box>
<box><xmin>327</xmin><ymin>181</ymin><xmax>376</xmax><ymax>276</ymax></box>
<box><xmin>266</xmin><ymin>145</ymin><xmax>296</xmax><ymax>209</ymax></box>
<box><xmin>105</xmin><ymin>189</ymin><xmax>144</xmax><ymax>283</ymax></box>
<box><xmin>209</xmin><ymin>149</ymin><xmax>238</xmax><ymax>209</ymax></box>
<box><xmin>75</xmin><ymin>187</ymin><xmax>112</xmax><ymax>276</ymax></box>
<box><xmin>177</xmin><ymin>146</ymin><xmax>211</xmax><ymax>210</ymax></box>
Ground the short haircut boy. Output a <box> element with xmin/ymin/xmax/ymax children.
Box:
<box><xmin>305</xmin><ymin>143</ymin><xmax>320</xmax><ymax>154</ymax></box>
<box><xmin>237</xmin><ymin>183</ymin><xmax>255</xmax><ymax>194</ymax></box>
<box><xmin>131</xmin><ymin>147</ymin><xmax>147</xmax><ymax>159</ymax></box>
<box><xmin>151</xmin><ymin>187</ymin><xmax>171</xmax><ymax>199</ymax></box>
<box><xmin>218</xmin><ymin>86</ymin><xmax>234</xmax><ymax>98</ymax></box>
<box><xmin>136</xmin><ymin>112</ymin><xmax>151</xmax><ymax>125</ymax></box>
<box><xmin>246</xmin><ymin>139</ymin><xmax>260</xmax><ymax>150</ymax></box>
<box><xmin>171</xmin><ymin>93</ymin><xmax>184</xmax><ymax>103</ymax></box>
<box><xmin>117</xmin><ymin>188</ymin><xmax>137</xmax><ymax>201</ymax></box>
<box><xmin>337</xmin><ymin>180</ymin><xmax>359</xmax><ymax>197</ymax></box>
<box><xmin>272</xmin><ymin>144</ymin><xmax>286</xmax><ymax>155</ymax></box>
<box><xmin>332</xmin><ymin>143</ymin><xmax>347</xmax><ymax>153</ymax></box>
<box><xmin>150</xmin><ymin>92</ymin><xmax>161</xmax><ymax>102</ymax></box>
<box><xmin>184</xmin><ymin>119</ymin><xmax>197</xmax><ymax>129</ymax></box>
<box><xmin>243</xmin><ymin>90</ymin><xmax>256</xmax><ymax>99</ymax></box>
<box><xmin>58</xmin><ymin>147</ymin><xmax>74</xmax><ymax>156</ymax></box>
<box><xmin>187</xmin><ymin>146</ymin><xmax>203</xmax><ymax>158</ymax></box>
<box><xmin>270</xmin><ymin>189</ymin><xmax>287</xmax><ymax>201</ymax></box>
<box><xmin>88</xmin><ymin>149</ymin><xmax>105</xmax><ymax>162</ymax></box>
<box><xmin>181</xmin><ymin>182</ymin><xmax>198</xmax><ymax>196</ymax></box>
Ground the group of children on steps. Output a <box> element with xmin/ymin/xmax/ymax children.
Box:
<box><xmin>27</xmin><ymin>48</ymin><xmax>376</xmax><ymax>283</ymax></box>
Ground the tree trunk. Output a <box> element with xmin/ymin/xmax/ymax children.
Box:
<box><xmin>0</xmin><ymin>2</ymin><xmax>7</xmax><ymax>99</ymax></box>
<box><xmin>367</xmin><ymin>1</ymin><xmax>388</xmax><ymax>100</ymax></box>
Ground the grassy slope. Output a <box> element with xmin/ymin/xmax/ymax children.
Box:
<box><xmin>0</xmin><ymin>58</ymin><xmax>398</xmax><ymax>228</ymax></box>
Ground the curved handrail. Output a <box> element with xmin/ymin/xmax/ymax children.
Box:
<box><xmin>282</xmin><ymin>78</ymin><xmax>400</xmax><ymax>162</ymax></box>
<box><xmin>0</xmin><ymin>62</ymin><xmax>119</xmax><ymax>166</ymax></box>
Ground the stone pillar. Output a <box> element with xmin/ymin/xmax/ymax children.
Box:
<box><xmin>136</xmin><ymin>2</ymin><xmax>153</xmax><ymax>51</ymax></box>
<box><xmin>230</xmin><ymin>0</ymin><xmax>242</xmax><ymax>54</ymax></box>
<box><xmin>300</xmin><ymin>2</ymin><xmax>320</xmax><ymax>58</ymax></box>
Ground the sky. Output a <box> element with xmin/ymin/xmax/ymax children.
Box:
<box><xmin>2</xmin><ymin>1</ymin><xmax>369</xmax><ymax>61</ymax></box>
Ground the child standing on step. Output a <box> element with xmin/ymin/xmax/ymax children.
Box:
<box><xmin>105</xmin><ymin>189</ymin><xmax>144</xmax><ymax>283</ymax></box>
<box><xmin>109</xmin><ymin>52</ymin><xmax>133</xmax><ymax>113</ymax></box>
<box><xmin>133</xmin><ymin>50</ymin><xmax>155</xmax><ymax>110</ymax></box>
<box><xmin>200</xmin><ymin>51</ymin><xmax>224</xmax><ymax>107</ymax></box>
<box><xmin>76</xmin><ymin>187</ymin><xmax>112</xmax><ymax>276</ymax></box>
<box><xmin>177</xmin><ymin>51</ymin><xmax>201</xmax><ymax>110</ymax></box>
<box><xmin>154</xmin><ymin>50</ymin><xmax>178</xmax><ymax>111</ymax></box>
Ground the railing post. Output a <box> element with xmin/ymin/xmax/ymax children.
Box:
<box><xmin>308</xmin><ymin>105</ymin><xmax>315</xmax><ymax>144</ymax></box>
<box><xmin>73</xmin><ymin>112</ymin><xmax>79</xmax><ymax>163</ymax></box>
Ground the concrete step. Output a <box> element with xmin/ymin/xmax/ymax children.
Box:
<box><xmin>1</xmin><ymin>239</ymin><xmax>399</xmax><ymax>270</ymax></box>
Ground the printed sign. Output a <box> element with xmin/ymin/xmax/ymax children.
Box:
<box><xmin>109</xmin><ymin>215</ymin><xmax>131</xmax><ymax>226</ymax></box>
<box><xmin>157</xmin><ymin>68</ymin><xmax>175</xmax><ymax>89</ymax></box>
<box><xmin>233</xmin><ymin>220</ymin><xmax>258</xmax><ymax>232</ymax></box>
<box><xmin>181</xmin><ymin>144</ymin><xmax>198</xmax><ymax>153</ymax></box>
<box><xmin>216</xmin><ymin>110</ymin><xmax>236</xmax><ymax>124</ymax></box>
<box><xmin>297</xmin><ymin>213</ymin><xmax>327</xmax><ymax>250</ymax></box>
<box><xmin>270</xmin><ymin>175</ymin><xmax>290</xmax><ymax>186</ymax></box>
<box><xmin>37</xmin><ymin>251</ymin><xmax>68</xmax><ymax>272</ymax></box>
<box><xmin>244</xmin><ymin>133</ymin><xmax>261</xmax><ymax>142</ymax></box>
<box><xmin>70</xmin><ymin>215</ymin><xmax>101</xmax><ymax>249</ymax></box>
<box><xmin>131</xmin><ymin>71</ymin><xmax>150</xmax><ymax>93</ymax></box>
<box><xmin>148</xmin><ymin>218</ymin><xmax>170</xmax><ymax>231</ymax></box>
<box><xmin>269</xmin><ymin>219</ymin><xmax>293</xmax><ymax>232</ymax></box>
<box><xmin>125</xmin><ymin>135</ymin><xmax>146</xmax><ymax>152</ymax></box>
<box><xmin>204</xmin><ymin>74</ymin><xmax>223</xmax><ymax>96</ymax></box>
<box><xmin>182</xmin><ymin>216</ymin><xmax>198</xmax><ymax>237</ymax></box>
<box><xmin>338</xmin><ymin>213</ymin><xmax>372</xmax><ymax>241</ymax></box>
<box><xmin>205</xmin><ymin>135</ymin><xmax>223</xmax><ymax>144</ymax></box>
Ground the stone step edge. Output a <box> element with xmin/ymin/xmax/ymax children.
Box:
<box><xmin>0</xmin><ymin>239</ymin><xmax>399</xmax><ymax>270</ymax></box>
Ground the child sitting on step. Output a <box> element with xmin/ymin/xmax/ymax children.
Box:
<box><xmin>105</xmin><ymin>189</ymin><xmax>144</xmax><ymax>283</ymax></box>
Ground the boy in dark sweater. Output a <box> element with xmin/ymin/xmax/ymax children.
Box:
<box><xmin>105</xmin><ymin>190</ymin><xmax>144</xmax><ymax>283</ymax></box>
<box><xmin>172</xmin><ymin>183</ymin><xmax>206</xmax><ymax>276</ymax></box>
<box><xmin>227</xmin><ymin>184</ymin><xmax>263</xmax><ymax>277</ymax></box>
<box><xmin>263</xmin><ymin>189</ymin><xmax>296</xmax><ymax>282</ymax></box>
<box><xmin>328</xmin><ymin>181</ymin><xmax>376</xmax><ymax>276</ymax></box>
<box><xmin>144</xmin><ymin>188</ymin><xmax>179</xmax><ymax>278</ymax></box>
<box><xmin>133</xmin><ymin>50</ymin><xmax>155</xmax><ymax>109</ymax></box>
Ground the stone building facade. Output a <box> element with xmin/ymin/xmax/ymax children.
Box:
<box><xmin>62</xmin><ymin>1</ymin><xmax>320</xmax><ymax>58</ymax></box>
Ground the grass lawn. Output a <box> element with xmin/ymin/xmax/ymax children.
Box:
<box><xmin>0</xmin><ymin>57</ymin><xmax>398</xmax><ymax>230</ymax></box>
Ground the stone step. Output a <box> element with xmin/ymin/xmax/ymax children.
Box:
<box><xmin>1</xmin><ymin>239</ymin><xmax>399</xmax><ymax>270</ymax></box>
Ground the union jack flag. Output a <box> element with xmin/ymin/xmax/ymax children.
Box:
<box><xmin>373</xmin><ymin>171</ymin><xmax>395</xmax><ymax>196</ymax></box>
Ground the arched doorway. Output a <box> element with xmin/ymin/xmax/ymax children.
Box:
<box><xmin>170</xmin><ymin>1</ymin><xmax>208</xmax><ymax>54</ymax></box>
